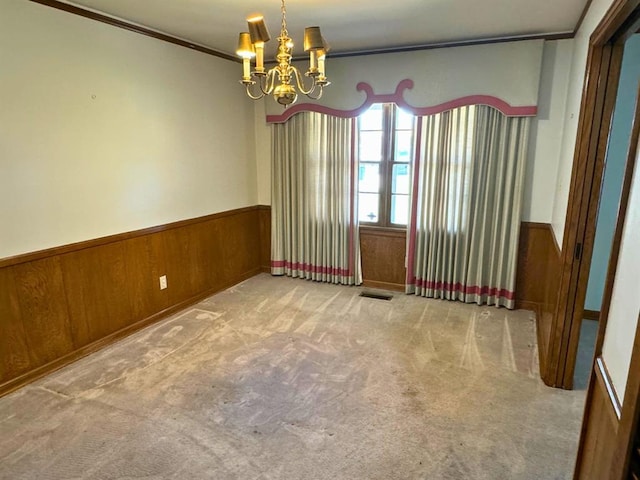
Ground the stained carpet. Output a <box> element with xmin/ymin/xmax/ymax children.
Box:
<box><xmin>0</xmin><ymin>274</ymin><xmax>585</xmax><ymax>479</ymax></box>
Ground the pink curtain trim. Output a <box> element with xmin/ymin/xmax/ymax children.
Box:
<box><xmin>410</xmin><ymin>277</ymin><xmax>515</xmax><ymax>301</ymax></box>
<box><xmin>266</xmin><ymin>79</ymin><xmax>537</xmax><ymax>123</ymax></box>
<box><xmin>271</xmin><ymin>260</ymin><xmax>352</xmax><ymax>277</ymax></box>
<box><xmin>348</xmin><ymin>117</ymin><xmax>356</xmax><ymax>277</ymax></box>
<box><xmin>406</xmin><ymin>116</ymin><xmax>423</xmax><ymax>286</ymax></box>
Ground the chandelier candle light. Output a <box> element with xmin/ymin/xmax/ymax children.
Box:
<box><xmin>236</xmin><ymin>0</ymin><xmax>330</xmax><ymax>106</ymax></box>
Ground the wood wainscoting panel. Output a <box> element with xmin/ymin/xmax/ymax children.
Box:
<box><xmin>515</xmin><ymin>222</ymin><xmax>561</xmax><ymax>381</ymax></box>
<box><xmin>516</xmin><ymin>222</ymin><xmax>556</xmax><ymax>311</ymax></box>
<box><xmin>360</xmin><ymin>227</ymin><xmax>407</xmax><ymax>291</ymax></box>
<box><xmin>161</xmin><ymin>220</ymin><xmax>225</xmax><ymax>305</ymax></box>
<box><xmin>0</xmin><ymin>268</ymin><xmax>31</xmax><ymax>383</ymax></box>
<box><xmin>0</xmin><ymin>206</ymin><xmax>264</xmax><ymax>397</ymax></box>
<box><xmin>258</xmin><ymin>205</ymin><xmax>271</xmax><ymax>271</ymax></box>
<box><xmin>122</xmin><ymin>235</ymin><xmax>169</xmax><ymax>322</ymax></box>
<box><xmin>13</xmin><ymin>257</ymin><xmax>74</xmax><ymax>368</ymax></box>
<box><xmin>575</xmin><ymin>357</ymin><xmax>620</xmax><ymax>479</ymax></box>
<box><xmin>218</xmin><ymin>210</ymin><xmax>261</xmax><ymax>281</ymax></box>
<box><xmin>61</xmin><ymin>242</ymin><xmax>135</xmax><ymax>348</ymax></box>
<box><xmin>540</xmin><ymin>231</ymin><xmax>562</xmax><ymax>380</ymax></box>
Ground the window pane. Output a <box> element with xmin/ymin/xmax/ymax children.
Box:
<box><xmin>359</xmin><ymin>131</ymin><xmax>383</xmax><ymax>162</ymax></box>
<box><xmin>394</xmin><ymin>130</ymin><xmax>413</xmax><ymax>163</ymax></box>
<box><xmin>359</xmin><ymin>104</ymin><xmax>384</xmax><ymax>130</ymax></box>
<box><xmin>358</xmin><ymin>163</ymin><xmax>380</xmax><ymax>193</ymax></box>
<box><xmin>392</xmin><ymin>164</ymin><xmax>411</xmax><ymax>194</ymax></box>
<box><xmin>359</xmin><ymin>193</ymin><xmax>380</xmax><ymax>223</ymax></box>
<box><xmin>396</xmin><ymin>108</ymin><xmax>414</xmax><ymax>130</ymax></box>
<box><xmin>391</xmin><ymin>194</ymin><xmax>409</xmax><ymax>225</ymax></box>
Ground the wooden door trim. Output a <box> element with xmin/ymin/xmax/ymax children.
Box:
<box><xmin>573</xmin><ymin>58</ymin><xmax>640</xmax><ymax>480</ymax></box>
<box><xmin>545</xmin><ymin>0</ymin><xmax>640</xmax><ymax>390</ymax></box>
<box><xmin>562</xmin><ymin>43</ymin><xmax>624</xmax><ymax>389</ymax></box>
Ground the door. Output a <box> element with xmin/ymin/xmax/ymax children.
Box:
<box><xmin>574</xmin><ymin>80</ymin><xmax>640</xmax><ymax>479</ymax></box>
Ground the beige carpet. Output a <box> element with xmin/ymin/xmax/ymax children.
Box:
<box><xmin>0</xmin><ymin>274</ymin><xmax>585</xmax><ymax>479</ymax></box>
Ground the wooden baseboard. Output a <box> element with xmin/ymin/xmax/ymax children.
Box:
<box><xmin>0</xmin><ymin>267</ymin><xmax>262</xmax><ymax>398</ymax></box>
<box><xmin>515</xmin><ymin>300</ymin><xmax>540</xmax><ymax>314</ymax></box>
<box><xmin>584</xmin><ymin>309</ymin><xmax>601</xmax><ymax>321</ymax></box>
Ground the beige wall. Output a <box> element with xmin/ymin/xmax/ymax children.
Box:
<box><xmin>522</xmin><ymin>39</ymin><xmax>574</xmax><ymax>225</ymax></box>
<box><xmin>0</xmin><ymin>0</ymin><xmax>257</xmax><ymax>259</ymax></box>
<box><xmin>264</xmin><ymin>40</ymin><xmax>544</xmax><ymax>117</ymax></box>
<box><xmin>551</xmin><ymin>0</ymin><xmax>617</xmax><ymax>244</ymax></box>
<box><xmin>255</xmin><ymin>101</ymin><xmax>271</xmax><ymax>206</ymax></box>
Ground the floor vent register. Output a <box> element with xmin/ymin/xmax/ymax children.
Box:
<box><xmin>359</xmin><ymin>290</ymin><xmax>393</xmax><ymax>301</ymax></box>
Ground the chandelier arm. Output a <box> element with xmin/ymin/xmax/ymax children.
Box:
<box><xmin>259</xmin><ymin>69</ymin><xmax>277</xmax><ymax>96</ymax></box>
<box><xmin>305</xmin><ymin>86</ymin><xmax>324</xmax><ymax>101</ymax></box>
<box><xmin>258</xmin><ymin>74</ymin><xmax>269</xmax><ymax>96</ymax></box>
<box><xmin>290</xmin><ymin>67</ymin><xmax>318</xmax><ymax>96</ymax></box>
<box><xmin>245</xmin><ymin>82</ymin><xmax>267</xmax><ymax>100</ymax></box>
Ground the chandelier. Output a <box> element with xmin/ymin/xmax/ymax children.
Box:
<box><xmin>236</xmin><ymin>0</ymin><xmax>330</xmax><ymax>106</ymax></box>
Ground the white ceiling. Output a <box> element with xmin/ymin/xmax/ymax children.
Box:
<box><xmin>60</xmin><ymin>0</ymin><xmax>590</xmax><ymax>58</ymax></box>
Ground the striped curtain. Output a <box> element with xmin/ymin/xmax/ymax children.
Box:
<box><xmin>271</xmin><ymin>112</ymin><xmax>362</xmax><ymax>285</ymax></box>
<box><xmin>406</xmin><ymin>105</ymin><xmax>530</xmax><ymax>308</ymax></box>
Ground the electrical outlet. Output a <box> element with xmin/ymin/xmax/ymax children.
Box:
<box><xmin>159</xmin><ymin>275</ymin><xmax>168</xmax><ymax>290</ymax></box>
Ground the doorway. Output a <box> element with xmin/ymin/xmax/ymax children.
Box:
<box><xmin>573</xmin><ymin>34</ymin><xmax>640</xmax><ymax>390</ymax></box>
<box><xmin>542</xmin><ymin>0</ymin><xmax>640</xmax><ymax>391</ymax></box>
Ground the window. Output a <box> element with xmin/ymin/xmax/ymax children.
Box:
<box><xmin>357</xmin><ymin>103</ymin><xmax>415</xmax><ymax>227</ymax></box>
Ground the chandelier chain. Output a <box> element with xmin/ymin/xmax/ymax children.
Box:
<box><xmin>280</xmin><ymin>0</ymin><xmax>289</xmax><ymax>38</ymax></box>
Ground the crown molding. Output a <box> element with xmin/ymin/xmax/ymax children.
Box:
<box><xmin>323</xmin><ymin>32</ymin><xmax>574</xmax><ymax>60</ymax></box>
<box><xmin>29</xmin><ymin>0</ymin><xmax>585</xmax><ymax>64</ymax></box>
<box><xmin>28</xmin><ymin>0</ymin><xmax>239</xmax><ymax>62</ymax></box>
